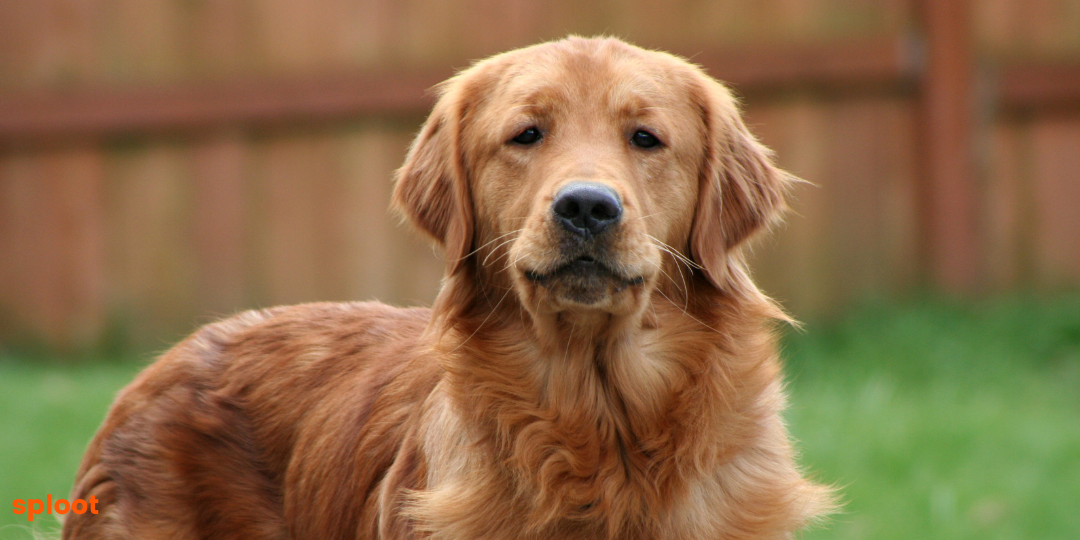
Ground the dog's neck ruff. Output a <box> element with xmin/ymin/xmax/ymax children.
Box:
<box><xmin>426</xmin><ymin>268</ymin><xmax>774</xmax><ymax>537</ymax></box>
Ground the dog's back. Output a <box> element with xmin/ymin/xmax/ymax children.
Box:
<box><xmin>64</xmin><ymin>302</ymin><xmax>435</xmax><ymax>539</ymax></box>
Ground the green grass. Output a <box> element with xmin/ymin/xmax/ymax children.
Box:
<box><xmin>1</xmin><ymin>296</ymin><xmax>1078</xmax><ymax>539</ymax></box>
<box><xmin>0</xmin><ymin>358</ymin><xmax>145</xmax><ymax>538</ymax></box>
<box><xmin>786</xmin><ymin>296</ymin><xmax>1080</xmax><ymax>540</ymax></box>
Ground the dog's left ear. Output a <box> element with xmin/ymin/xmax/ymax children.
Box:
<box><xmin>393</xmin><ymin>76</ymin><xmax>475</xmax><ymax>275</ymax></box>
<box><xmin>689</xmin><ymin>74</ymin><xmax>795</xmax><ymax>292</ymax></box>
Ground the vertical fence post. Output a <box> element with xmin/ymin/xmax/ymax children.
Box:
<box><xmin>916</xmin><ymin>0</ymin><xmax>981</xmax><ymax>293</ymax></box>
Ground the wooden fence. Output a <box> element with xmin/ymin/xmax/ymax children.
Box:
<box><xmin>1</xmin><ymin>0</ymin><xmax>1079</xmax><ymax>350</ymax></box>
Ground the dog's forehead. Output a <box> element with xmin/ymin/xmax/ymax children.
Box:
<box><xmin>491</xmin><ymin>43</ymin><xmax>693</xmax><ymax>116</ymax></box>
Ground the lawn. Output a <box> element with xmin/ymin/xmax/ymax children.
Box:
<box><xmin>787</xmin><ymin>296</ymin><xmax>1080</xmax><ymax>540</ymax></box>
<box><xmin>1</xmin><ymin>296</ymin><xmax>1078</xmax><ymax>539</ymax></box>
<box><xmin>0</xmin><ymin>357</ymin><xmax>145</xmax><ymax>539</ymax></box>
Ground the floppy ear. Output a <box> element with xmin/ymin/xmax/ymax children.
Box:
<box><xmin>393</xmin><ymin>78</ymin><xmax>474</xmax><ymax>275</ymax></box>
<box><xmin>689</xmin><ymin>75</ymin><xmax>795</xmax><ymax>292</ymax></box>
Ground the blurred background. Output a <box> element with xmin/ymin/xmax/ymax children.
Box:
<box><xmin>0</xmin><ymin>1</ymin><xmax>1078</xmax><ymax>539</ymax></box>
<box><xmin>1</xmin><ymin>0</ymin><xmax>1079</xmax><ymax>350</ymax></box>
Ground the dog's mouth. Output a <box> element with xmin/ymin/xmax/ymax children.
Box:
<box><xmin>522</xmin><ymin>254</ymin><xmax>646</xmax><ymax>305</ymax></box>
<box><xmin>524</xmin><ymin>255</ymin><xmax>642</xmax><ymax>284</ymax></box>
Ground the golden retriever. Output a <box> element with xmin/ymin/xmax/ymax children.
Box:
<box><xmin>63</xmin><ymin>36</ymin><xmax>833</xmax><ymax>540</ymax></box>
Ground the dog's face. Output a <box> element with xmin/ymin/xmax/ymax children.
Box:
<box><xmin>468</xmin><ymin>44</ymin><xmax>706</xmax><ymax>316</ymax></box>
<box><xmin>395</xmin><ymin>37</ymin><xmax>792</xmax><ymax>321</ymax></box>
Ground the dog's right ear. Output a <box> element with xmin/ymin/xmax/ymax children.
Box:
<box><xmin>393</xmin><ymin>77</ymin><xmax>474</xmax><ymax>275</ymax></box>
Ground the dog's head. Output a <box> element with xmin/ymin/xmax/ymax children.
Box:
<box><xmin>395</xmin><ymin>37</ymin><xmax>792</xmax><ymax>323</ymax></box>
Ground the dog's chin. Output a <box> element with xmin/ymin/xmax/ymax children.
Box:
<box><xmin>521</xmin><ymin>256</ymin><xmax>647</xmax><ymax>310</ymax></box>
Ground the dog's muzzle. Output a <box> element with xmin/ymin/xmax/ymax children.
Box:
<box><xmin>520</xmin><ymin>182</ymin><xmax>644</xmax><ymax>305</ymax></box>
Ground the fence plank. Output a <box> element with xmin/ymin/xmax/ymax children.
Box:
<box><xmin>338</xmin><ymin>125</ymin><xmax>407</xmax><ymax>303</ymax></box>
<box><xmin>104</xmin><ymin>142</ymin><xmax>196</xmax><ymax>344</ymax></box>
<box><xmin>1030</xmin><ymin>117</ymin><xmax>1080</xmax><ymax>286</ymax></box>
<box><xmin>983</xmin><ymin>123</ymin><xmax>1025</xmax><ymax>290</ymax></box>
<box><xmin>916</xmin><ymin>0</ymin><xmax>981</xmax><ymax>293</ymax></box>
<box><xmin>185</xmin><ymin>0</ymin><xmax>250</xmax><ymax>77</ymax></box>
<box><xmin>191</xmin><ymin>132</ymin><xmax>249</xmax><ymax>317</ymax></box>
<box><xmin>0</xmin><ymin>147</ymin><xmax>105</xmax><ymax>347</ymax></box>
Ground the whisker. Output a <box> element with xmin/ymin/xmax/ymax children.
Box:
<box><xmin>451</xmin><ymin>285</ymin><xmax>513</xmax><ymax>353</ymax></box>
<box><xmin>562</xmin><ymin>323</ymin><xmax>575</xmax><ymax>365</ymax></box>
<box><xmin>642</xmin><ymin>258</ymin><xmax>687</xmax><ymax>302</ymax></box>
<box><xmin>627</xmin><ymin>212</ymin><xmax>661</xmax><ymax>223</ymax></box>
<box><xmin>482</xmin><ymin>236</ymin><xmax>522</xmax><ymax>266</ymax></box>
<box><xmin>509</xmin><ymin>250</ymin><xmax>533</xmax><ymax>270</ymax></box>
<box><xmin>648</xmin><ymin>237</ymin><xmax>701</xmax><ymax>271</ymax></box>
<box><xmin>464</xmin><ymin>229</ymin><xmax>522</xmax><ymax>260</ymax></box>
<box><xmin>663</xmin><ymin>250</ymin><xmax>691</xmax><ymax>312</ymax></box>
<box><xmin>646</xmin><ymin>234</ymin><xmax>702</xmax><ymax>270</ymax></box>
<box><xmin>647</xmin><ymin>239</ymin><xmax>697</xmax><ymax>308</ymax></box>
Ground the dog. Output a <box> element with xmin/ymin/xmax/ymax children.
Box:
<box><xmin>63</xmin><ymin>36</ymin><xmax>833</xmax><ymax>540</ymax></box>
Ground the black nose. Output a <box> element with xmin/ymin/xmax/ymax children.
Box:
<box><xmin>552</xmin><ymin>182</ymin><xmax>622</xmax><ymax>237</ymax></box>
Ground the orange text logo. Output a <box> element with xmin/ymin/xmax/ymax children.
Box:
<box><xmin>12</xmin><ymin>495</ymin><xmax>99</xmax><ymax>521</ymax></box>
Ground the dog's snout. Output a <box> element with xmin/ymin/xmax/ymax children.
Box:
<box><xmin>552</xmin><ymin>182</ymin><xmax>622</xmax><ymax>236</ymax></box>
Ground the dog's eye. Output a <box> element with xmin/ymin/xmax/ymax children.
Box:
<box><xmin>631</xmin><ymin>130</ymin><xmax>661</xmax><ymax>149</ymax></box>
<box><xmin>511</xmin><ymin>127</ymin><xmax>542</xmax><ymax>145</ymax></box>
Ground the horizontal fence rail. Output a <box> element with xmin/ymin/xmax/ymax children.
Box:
<box><xmin>0</xmin><ymin>71</ymin><xmax>448</xmax><ymax>145</ymax></box>
<box><xmin>999</xmin><ymin>63</ymin><xmax>1080</xmax><ymax>113</ymax></box>
<box><xmin>0</xmin><ymin>38</ymin><xmax>925</xmax><ymax>146</ymax></box>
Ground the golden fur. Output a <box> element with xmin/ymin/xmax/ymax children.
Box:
<box><xmin>63</xmin><ymin>37</ymin><xmax>833</xmax><ymax>540</ymax></box>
